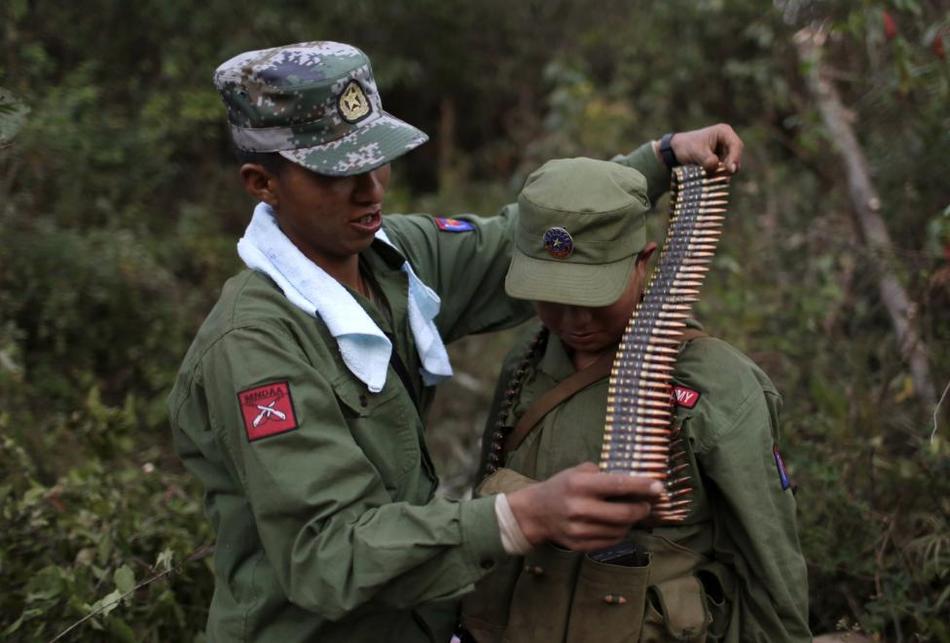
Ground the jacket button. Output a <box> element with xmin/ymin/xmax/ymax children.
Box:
<box><xmin>359</xmin><ymin>394</ymin><xmax>368</xmax><ymax>407</ymax></box>
<box><xmin>480</xmin><ymin>559</ymin><xmax>494</xmax><ymax>570</ymax></box>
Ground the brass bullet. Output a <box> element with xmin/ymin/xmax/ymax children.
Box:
<box><xmin>669</xmin><ymin>487</ymin><xmax>694</xmax><ymax>498</ymax></box>
<box><xmin>604</xmin><ymin>425</ymin><xmax>671</xmax><ymax>435</ymax></box>
<box><xmin>617</xmin><ymin>445</ymin><xmax>669</xmax><ymax>454</ymax></box>
<box><xmin>641</xmin><ymin>353</ymin><xmax>677</xmax><ymax>363</ymax></box>
<box><xmin>645</xmin><ymin>344</ymin><xmax>679</xmax><ymax>354</ymax></box>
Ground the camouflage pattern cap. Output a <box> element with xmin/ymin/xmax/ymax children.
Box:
<box><xmin>506</xmin><ymin>158</ymin><xmax>650</xmax><ymax>307</ymax></box>
<box><xmin>214</xmin><ymin>41</ymin><xmax>428</xmax><ymax>176</ymax></box>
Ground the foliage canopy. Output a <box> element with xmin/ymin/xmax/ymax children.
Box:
<box><xmin>1</xmin><ymin>0</ymin><xmax>947</xmax><ymax>640</ymax></box>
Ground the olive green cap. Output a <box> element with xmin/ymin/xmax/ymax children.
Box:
<box><xmin>213</xmin><ymin>41</ymin><xmax>427</xmax><ymax>176</ymax></box>
<box><xmin>505</xmin><ymin>157</ymin><xmax>649</xmax><ymax>307</ymax></box>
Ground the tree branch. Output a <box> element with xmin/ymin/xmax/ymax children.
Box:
<box><xmin>794</xmin><ymin>25</ymin><xmax>936</xmax><ymax>412</ymax></box>
<box><xmin>48</xmin><ymin>544</ymin><xmax>214</xmax><ymax>643</ymax></box>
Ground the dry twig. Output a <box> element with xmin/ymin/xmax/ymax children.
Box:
<box><xmin>794</xmin><ymin>25</ymin><xmax>937</xmax><ymax>412</ymax></box>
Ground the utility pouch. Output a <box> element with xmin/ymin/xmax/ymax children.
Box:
<box><xmin>502</xmin><ymin>544</ymin><xmax>582</xmax><ymax>643</ymax></box>
<box><xmin>694</xmin><ymin>562</ymin><xmax>734</xmax><ymax>641</ymax></box>
<box><xmin>642</xmin><ymin>575</ymin><xmax>711</xmax><ymax>642</ymax></box>
<box><xmin>563</xmin><ymin>548</ymin><xmax>651</xmax><ymax>643</ymax></box>
<box><xmin>628</xmin><ymin>532</ymin><xmax>714</xmax><ymax>642</ymax></box>
<box><xmin>461</xmin><ymin>556</ymin><xmax>522</xmax><ymax>643</ymax></box>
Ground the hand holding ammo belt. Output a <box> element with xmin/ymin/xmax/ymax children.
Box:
<box><xmin>463</xmin><ymin>165</ymin><xmax>730</xmax><ymax>643</ymax></box>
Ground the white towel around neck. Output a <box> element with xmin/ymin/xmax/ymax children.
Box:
<box><xmin>236</xmin><ymin>202</ymin><xmax>452</xmax><ymax>393</ymax></box>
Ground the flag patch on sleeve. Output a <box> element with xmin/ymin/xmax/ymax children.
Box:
<box><xmin>672</xmin><ymin>385</ymin><xmax>701</xmax><ymax>409</ymax></box>
<box><xmin>773</xmin><ymin>445</ymin><xmax>791</xmax><ymax>491</ymax></box>
<box><xmin>238</xmin><ymin>381</ymin><xmax>298</xmax><ymax>442</ymax></box>
<box><xmin>434</xmin><ymin>217</ymin><xmax>475</xmax><ymax>232</ymax></box>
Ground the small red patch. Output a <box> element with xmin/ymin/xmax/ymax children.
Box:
<box><xmin>238</xmin><ymin>381</ymin><xmax>298</xmax><ymax>442</ymax></box>
<box><xmin>673</xmin><ymin>385</ymin><xmax>701</xmax><ymax>409</ymax></box>
<box><xmin>434</xmin><ymin>217</ymin><xmax>475</xmax><ymax>232</ymax></box>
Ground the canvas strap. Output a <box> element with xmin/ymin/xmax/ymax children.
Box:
<box><xmin>503</xmin><ymin>328</ymin><xmax>708</xmax><ymax>454</ymax></box>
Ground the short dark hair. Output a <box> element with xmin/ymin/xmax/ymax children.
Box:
<box><xmin>233</xmin><ymin>146</ymin><xmax>287</xmax><ymax>176</ymax></box>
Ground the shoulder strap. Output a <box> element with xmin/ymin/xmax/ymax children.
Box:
<box><xmin>678</xmin><ymin>328</ymin><xmax>708</xmax><ymax>346</ymax></box>
<box><xmin>504</xmin><ymin>328</ymin><xmax>710</xmax><ymax>454</ymax></box>
<box><xmin>504</xmin><ymin>349</ymin><xmax>615</xmax><ymax>453</ymax></box>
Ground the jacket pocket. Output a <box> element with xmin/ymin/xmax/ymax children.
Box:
<box><xmin>503</xmin><ymin>544</ymin><xmax>582</xmax><ymax>643</ymax></box>
<box><xmin>331</xmin><ymin>375</ymin><xmax>418</xmax><ymax>494</ymax></box>
<box><xmin>461</xmin><ymin>556</ymin><xmax>523</xmax><ymax>643</ymax></box>
<box><xmin>641</xmin><ymin>575</ymin><xmax>711</xmax><ymax>642</ymax></box>
<box><xmin>563</xmin><ymin>552</ymin><xmax>651</xmax><ymax>643</ymax></box>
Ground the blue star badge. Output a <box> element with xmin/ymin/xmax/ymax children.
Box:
<box><xmin>543</xmin><ymin>227</ymin><xmax>573</xmax><ymax>259</ymax></box>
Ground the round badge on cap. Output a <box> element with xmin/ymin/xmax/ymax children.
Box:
<box><xmin>338</xmin><ymin>79</ymin><xmax>371</xmax><ymax>123</ymax></box>
<box><xmin>542</xmin><ymin>226</ymin><xmax>574</xmax><ymax>259</ymax></box>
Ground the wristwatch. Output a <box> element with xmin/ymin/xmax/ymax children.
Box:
<box><xmin>659</xmin><ymin>132</ymin><xmax>680</xmax><ymax>168</ymax></box>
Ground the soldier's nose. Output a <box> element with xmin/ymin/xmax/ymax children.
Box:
<box><xmin>564</xmin><ymin>305</ymin><xmax>593</xmax><ymax>326</ymax></box>
<box><xmin>355</xmin><ymin>167</ymin><xmax>386</xmax><ymax>203</ymax></box>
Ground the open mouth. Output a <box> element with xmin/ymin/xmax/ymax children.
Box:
<box><xmin>350</xmin><ymin>210</ymin><xmax>382</xmax><ymax>233</ymax></box>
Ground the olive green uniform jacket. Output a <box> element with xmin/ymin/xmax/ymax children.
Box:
<box><xmin>167</xmin><ymin>146</ymin><xmax>667</xmax><ymax>642</ymax></box>
<box><xmin>464</xmin><ymin>326</ymin><xmax>811</xmax><ymax>642</ymax></box>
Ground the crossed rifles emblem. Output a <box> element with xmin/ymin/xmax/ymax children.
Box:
<box><xmin>252</xmin><ymin>400</ymin><xmax>287</xmax><ymax>427</ymax></box>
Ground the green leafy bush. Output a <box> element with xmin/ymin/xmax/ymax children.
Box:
<box><xmin>0</xmin><ymin>0</ymin><xmax>946</xmax><ymax>640</ymax></box>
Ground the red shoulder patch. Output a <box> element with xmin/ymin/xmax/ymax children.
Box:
<box><xmin>673</xmin><ymin>385</ymin><xmax>701</xmax><ymax>409</ymax></box>
<box><xmin>434</xmin><ymin>216</ymin><xmax>475</xmax><ymax>232</ymax></box>
<box><xmin>238</xmin><ymin>381</ymin><xmax>298</xmax><ymax>442</ymax></box>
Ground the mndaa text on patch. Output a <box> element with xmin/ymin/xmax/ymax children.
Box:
<box><xmin>238</xmin><ymin>381</ymin><xmax>298</xmax><ymax>442</ymax></box>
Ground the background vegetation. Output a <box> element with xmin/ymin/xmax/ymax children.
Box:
<box><xmin>1</xmin><ymin>0</ymin><xmax>947</xmax><ymax>640</ymax></box>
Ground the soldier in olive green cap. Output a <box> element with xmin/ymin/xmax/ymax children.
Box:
<box><xmin>169</xmin><ymin>40</ymin><xmax>748</xmax><ymax>643</ymax></box>
<box><xmin>461</xmin><ymin>158</ymin><xmax>811</xmax><ymax>642</ymax></box>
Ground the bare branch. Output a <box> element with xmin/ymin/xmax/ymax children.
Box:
<box><xmin>48</xmin><ymin>544</ymin><xmax>214</xmax><ymax>643</ymax></box>
<box><xmin>794</xmin><ymin>25</ymin><xmax>937</xmax><ymax>412</ymax></box>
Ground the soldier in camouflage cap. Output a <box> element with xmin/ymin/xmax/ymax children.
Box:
<box><xmin>214</xmin><ymin>41</ymin><xmax>428</xmax><ymax>175</ymax></box>
<box><xmin>171</xmin><ymin>39</ymin><xmax>748</xmax><ymax>642</ymax></box>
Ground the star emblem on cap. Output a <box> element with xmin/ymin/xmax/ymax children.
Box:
<box><xmin>543</xmin><ymin>226</ymin><xmax>574</xmax><ymax>259</ymax></box>
<box><xmin>338</xmin><ymin>79</ymin><xmax>371</xmax><ymax>123</ymax></box>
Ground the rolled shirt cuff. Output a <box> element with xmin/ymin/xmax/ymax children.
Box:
<box><xmin>495</xmin><ymin>493</ymin><xmax>533</xmax><ymax>555</ymax></box>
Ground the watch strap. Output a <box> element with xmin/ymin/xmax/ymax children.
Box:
<box><xmin>659</xmin><ymin>132</ymin><xmax>680</xmax><ymax>168</ymax></box>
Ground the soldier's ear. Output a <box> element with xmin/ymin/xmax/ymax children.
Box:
<box><xmin>637</xmin><ymin>242</ymin><xmax>658</xmax><ymax>265</ymax></box>
<box><xmin>240</xmin><ymin>163</ymin><xmax>279</xmax><ymax>208</ymax></box>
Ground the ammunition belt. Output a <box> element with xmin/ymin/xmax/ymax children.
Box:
<box><xmin>600</xmin><ymin>165</ymin><xmax>730</xmax><ymax>523</ymax></box>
